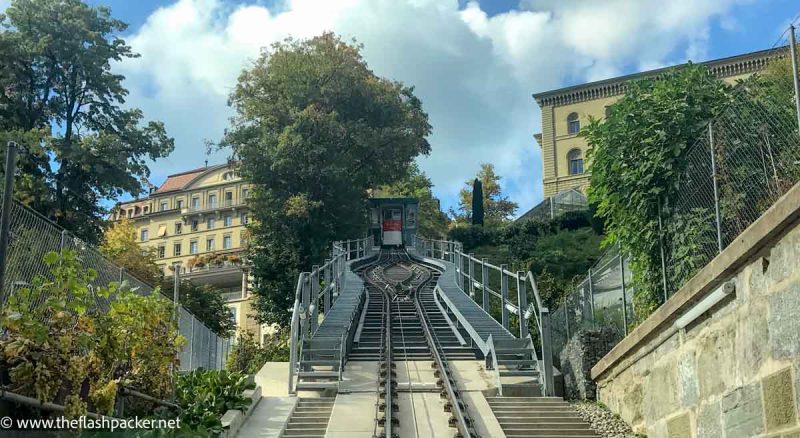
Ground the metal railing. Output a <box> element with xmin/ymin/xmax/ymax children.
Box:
<box><xmin>287</xmin><ymin>236</ymin><xmax>375</xmax><ymax>393</ymax></box>
<box><xmin>0</xmin><ymin>158</ymin><xmax>230</xmax><ymax>371</ymax></box>
<box><xmin>548</xmin><ymin>26</ymin><xmax>800</xmax><ymax>363</ymax></box>
<box><xmin>413</xmin><ymin>235</ymin><xmax>555</xmax><ymax>396</ymax></box>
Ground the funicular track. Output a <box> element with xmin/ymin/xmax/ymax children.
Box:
<box><xmin>355</xmin><ymin>249</ymin><xmax>477</xmax><ymax>438</ymax></box>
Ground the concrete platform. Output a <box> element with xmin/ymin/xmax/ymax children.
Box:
<box><xmin>340</xmin><ymin>361</ymin><xmax>380</xmax><ymax>392</ymax></box>
<box><xmin>255</xmin><ymin>362</ymin><xmax>291</xmax><ymax>397</ymax></box>
<box><xmin>236</xmin><ymin>396</ymin><xmax>296</xmax><ymax>438</ymax></box>
<box><xmin>325</xmin><ymin>392</ymin><xmax>379</xmax><ymax>438</ymax></box>
<box><xmin>397</xmin><ymin>392</ymin><xmax>453</xmax><ymax>438</ymax></box>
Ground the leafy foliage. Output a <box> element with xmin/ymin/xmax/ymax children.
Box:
<box><xmin>226</xmin><ymin>330</ymin><xmax>290</xmax><ymax>374</ymax></box>
<box><xmin>456</xmin><ymin>163</ymin><xmax>517</xmax><ymax>226</ymax></box>
<box><xmin>160</xmin><ymin>279</ymin><xmax>237</xmax><ymax>338</ymax></box>
<box><xmin>374</xmin><ymin>163</ymin><xmax>449</xmax><ymax>238</ymax></box>
<box><xmin>225</xmin><ymin>33</ymin><xmax>431</xmax><ymax>325</ymax></box>
<box><xmin>175</xmin><ymin>369</ymin><xmax>255</xmax><ymax>434</ymax></box>
<box><xmin>0</xmin><ymin>250</ymin><xmax>182</xmax><ymax>418</ymax></box>
<box><xmin>101</xmin><ymin>218</ymin><xmax>161</xmax><ymax>285</ymax></box>
<box><xmin>0</xmin><ymin>0</ymin><xmax>173</xmax><ymax>243</ymax></box>
<box><xmin>582</xmin><ymin>64</ymin><xmax>731</xmax><ymax>321</ymax></box>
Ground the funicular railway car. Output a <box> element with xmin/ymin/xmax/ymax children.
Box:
<box><xmin>368</xmin><ymin>198</ymin><xmax>418</xmax><ymax>247</ymax></box>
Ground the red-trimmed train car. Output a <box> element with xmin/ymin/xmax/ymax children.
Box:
<box><xmin>382</xmin><ymin>208</ymin><xmax>403</xmax><ymax>246</ymax></box>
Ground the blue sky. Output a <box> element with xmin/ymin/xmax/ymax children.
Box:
<box><xmin>84</xmin><ymin>0</ymin><xmax>799</xmax><ymax>216</ymax></box>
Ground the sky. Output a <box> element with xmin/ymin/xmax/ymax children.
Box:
<box><xmin>81</xmin><ymin>0</ymin><xmax>800</xmax><ymax>216</ymax></box>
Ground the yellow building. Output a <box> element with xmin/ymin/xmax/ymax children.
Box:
<box><xmin>533</xmin><ymin>47</ymin><xmax>781</xmax><ymax>198</ymax></box>
<box><xmin>113</xmin><ymin>163</ymin><xmax>261</xmax><ymax>340</ymax></box>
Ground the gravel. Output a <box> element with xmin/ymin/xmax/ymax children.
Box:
<box><xmin>571</xmin><ymin>401</ymin><xmax>640</xmax><ymax>438</ymax></box>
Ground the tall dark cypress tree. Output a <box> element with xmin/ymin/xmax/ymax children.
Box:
<box><xmin>471</xmin><ymin>178</ymin><xmax>484</xmax><ymax>226</ymax></box>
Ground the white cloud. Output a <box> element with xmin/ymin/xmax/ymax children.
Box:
<box><xmin>118</xmin><ymin>0</ymin><xmax>750</xmax><ymax>215</ymax></box>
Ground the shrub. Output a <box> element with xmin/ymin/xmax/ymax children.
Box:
<box><xmin>175</xmin><ymin>369</ymin><xmax>255</xmax><ymax>434</ymax></box>
<box><xmin>226</xmin><ymin>330</ymin><xmax>290</xmax><ymax>374</ymax></box>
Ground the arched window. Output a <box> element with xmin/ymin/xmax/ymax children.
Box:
<box><xmin>568</xmin><ymin>149</ymin><xmax>584</xmax><ymax>175</ymax></box>
<box><xmin>567</xmin><ymin>112</ymin><xmax>580</xmax><ymax>135</ymax></box>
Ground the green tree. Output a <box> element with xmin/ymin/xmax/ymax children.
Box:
<box><xmin>457</xmin><ymin>163</ymin><xmax>517</xmax><ymax>226</ymax></box>
<box><xmin>582</xmin><ymin>64</ymin><xmax>731</xmax><ymax>321</ymax></box>
<box><xmin>0</xmin><ymin>0</ymin><xmax>174</xmax><ymax>243</ymax></box>
<box><xmin>374</xmin><ymin>163</ymin><xmax>449</xmax><ymax>238</ymax></box>
<box><xmin>160</xmin><ymin>279</ymin><xmax>237</xmax><ymax>337</ymax></box>
<box><xmin>471</xmin><ymin>179</ymin><xmax>484</xmax><ymax>225</ymax></box>
<box><xmin>224</xmin><ymin>33</ymin><xmax>431</xmax><ymax>325</ymax></box>
<box><xmin>100</xmin><ymin>217</ymin><xmax>161</xmax><ymax>284</ymax></box>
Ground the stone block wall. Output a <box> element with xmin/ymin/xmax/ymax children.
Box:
<box><xmin>594</xmin><ymin>218</ymin><xmax>800</xmax><ymax>437</ymax></box>
<box><xmin>560</xmin><ymin>328</ymin><xmax>619</xmax><ymax>400</ymax></box>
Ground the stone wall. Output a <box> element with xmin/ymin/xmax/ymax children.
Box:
<box><xmin>592</xmin><ymin>185</ymin><xmax>800</xmax><ymax>437</ymax></box>
<box><xmin>560</xmin><ymin>328</ymin><xmax>618</xmax><ymax>400</ymax></box>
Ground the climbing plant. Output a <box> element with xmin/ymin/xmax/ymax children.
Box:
<box><xmin>583</xmin><ymin>64</ymin><xmax>732</xmax><ymax>321</ymax></box>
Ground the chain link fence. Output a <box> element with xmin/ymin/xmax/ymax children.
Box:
<box><xmin>0</xmin><ymin>177</ymin><xmax>230</xmax><ymax>371</ymax></box>
<box><xmin>549</xmin><ymin>31</ymin><xmax>800</xmax><ymax>361</ymax></box>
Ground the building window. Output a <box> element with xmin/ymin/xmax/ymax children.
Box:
<box><xmin>176</xmin><ymin>199</ymin><xmax>184</xmax><ymax>209</ymax></box>
<box><xmin>191</xmin><ymin>219</ymin><xmax>199</xmax><ymax>232</ymax></box>
<box><xmin>567</xmin><ymin>112</ymin><xmax>580</xmax><ymax>135</ymax></box>
<box><xmin>157</xmin><ymin>245</ymin><xmax>165</xmax><ymax>258</ymax></box>
<box><xmin>223</xmin><ymin>234</ymin><xmax>232</xmax><ymax>249</ymax></box>
<box><xmin>208</xmin><ymin>193</ymin><xmax>217</xmax><ymax>209</ymax></box>
<box><xmin>174</xmin><ymin>242</ymin><xmax>182</xmax><ymax>257</ymax></box>
<box><xmin>190</xmin><ymin>240</ymin><xmax>198</xmax><ymax>254</ymax></box>
<box><xmin>175</xmin><ymin>222</ymin><xmax>182</xmax><ymax>234</ymax></box>
<box><xmin>568</xmin><ymin>148</ymin><xmax>584</xmax><ymax>175</ymax></box>
<box><xmin>224</xmin><ymin>191</ymin><xmax>233</xmax><ymax>207</ymax></box>
<box><xmin>143</xmin><ymin>206</ymin><xmax>149</xmax><ymax>214</ymax></box>
<box><xmin>224</xmin><ymin>215</ymin><xmax>232</xmax><ymax>227</ymax></box>
<box><xmin>160</xmin><ymin>201</ymin><xmax>168</xmax><ymax>211</ymax></box>
<box><xmin>206</xmin><ymin>237</ymin><xmax>215</xmax><ymax>251</ymax></box>
<box><xmin>141</xmin><ymin>229</ymin><xmax>148</xmax><ymax>241</ymax></box>
<box><xmin>240</xmin><ymin>213</ymin><xmax>249</xmax><ymax>225</ymax></box>
<box><xmin>191</xmin><ymin>196</ymin><xmax>200</xmax><ymax>210</ymax></box>
<box><xmin>242</xmin><ymin>188</ymin><xmax>249</xmax><ymax>199</ymax></box>
<box><xmin>207</xmin><ymin>217</ymin><xmax>215</xmax><ymax>230</ymax></box>
<box><xmin>228</xmin><ymin>307</ymin><xmax>237</xmax><ymax>325</ymax></box>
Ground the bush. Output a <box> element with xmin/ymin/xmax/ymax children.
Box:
<box><xmin>226</xmin><ymin>330</ymin><xmax>290</xmax><ymax>374</ymax></box>
<box><xmin>446</xmin><ymin>225</ymin><xmax>500</xmax><ymax>252</ymax></box>
<box><xmin>175</xmin><ymin>369</ymin><xmax>255</xmax><ymax>434</ymax></box>
<box><xmin>0</xmin><ymin>250</ymin><xmax>183</xmax><ymax>418</ymax></box>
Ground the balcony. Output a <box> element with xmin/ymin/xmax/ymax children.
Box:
<box><xmin>174</xmin><ymin>253</ymin><xmax>246</xmax><ymax>288</ymax></box>
<box><xmin>181</xmin><ymin>200</ymin><xmax>247</xmax><ymax>216</ymax></box>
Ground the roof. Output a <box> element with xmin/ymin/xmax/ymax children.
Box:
<box><xmin>532</xmin><ymin>46</ymin><xmax>786</xmax><ymax>107</ymax></box>
<box><xmin>154</xmin><ymin>164</ymin><xmax>230</xmax><ymax>194</ymax></box>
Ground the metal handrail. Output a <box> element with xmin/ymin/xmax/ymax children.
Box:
<box><xmin>414</xmin><ymin>235</ymin><xmax>555</xmax><ymax>396</ymax></box>
<box><xmin>287</xmin><ymin>235</ymin><xmax>374</xmax><ymax>394</ymax></box>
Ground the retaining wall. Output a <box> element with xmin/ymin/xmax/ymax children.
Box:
<box><xmin>591</xmin><ymin>183</ymin><xmax>800</xmax><ymax>437</ymax></box>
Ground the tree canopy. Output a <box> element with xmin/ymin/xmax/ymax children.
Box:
<box><xmin>456</xmin><ymin>163</ymin><xmax>517</xmax><ymax>226</ymax></box>
<box><xmin>0</xmin><ymin>0</ymin><xmax>173</xmax><ymax>243</ymax></box>
<box><xmin>225</xmin><ymin>33</ymin><xmax>432</xmax><ymax>325</ymax></box>
<box><xmin>100</xmin><ymin>218</ymin><xmax>161</xmax><ymax>284</ymax></box>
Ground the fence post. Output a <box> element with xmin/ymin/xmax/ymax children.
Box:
<box><xmin>789</xmin><ymin>25</ymin><xmax>800</xmax><ymax>132</ymax></box>
<box><xmin>481</xmin><ymin>258</ymin><xmax>489</xmax><ymax>310</ymax></box>
<box><xmin>324</xmin><ymin>260</ymin><xmax>332</xmax><ymax>313</ymax></box>
<box><xmin>500</xmin><ymin>264</ymin><xmax>509</xmax><ymax>330</ymax></box>
<box><xmin>189</xmin><ymin>316</ymin><xmax>195</xmax><ymax>370</ymax></box>
<box><xmin>517</xmin><ymin>272</ymin><xmax>528</xmax><ymax>338</ymax></box>
<box><xmin>0</xmin><ymin>142</ymin><xmax>17</xmax><ymax>303</ymax></box>
<box><xmin>619</xmin><ymin>251</ymin><xmax>629</xmax><ymax>336</ymax></box>
<box><xmin>173</xmin><ymin>262</ymin><xmax>181</xmax><ymax>318</ymax></box>
<box><xmin>541</xmin><ymin>308</ymin><xmax>555</xmax><ymax>396</ymax></box>
<box><xmin>60</xmin><ymin>229</ymin><xmax>68</xmax><ymax>252</ymax></box>
<box><xmin>587</xmin><ymin>269</ymin><xmax>596</xmax><ymax>323</ymax></box>
<box><xmin>657</xmin><ymin>197</ymin><xmax>669</xmax><ymax>301</ymax></box>
<box><xmin>310</xmin><ymin>266</ymin><xmax>320</xmax><ymax>334</ymax></box>
<box><xmin>468</xmin><ymin>254</ymin><xmax>475</xmax><ymax>298</ymax></box>
<box><xmin>709</xmin><ymin>123</ymin><xmax>724</xmax><ymax>254</ymax></box>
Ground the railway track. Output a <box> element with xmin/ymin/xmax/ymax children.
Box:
<box><xmin>356</xmin><ymin>249</ymin><xmax>477</xmax><ymax>438</ymax></box>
